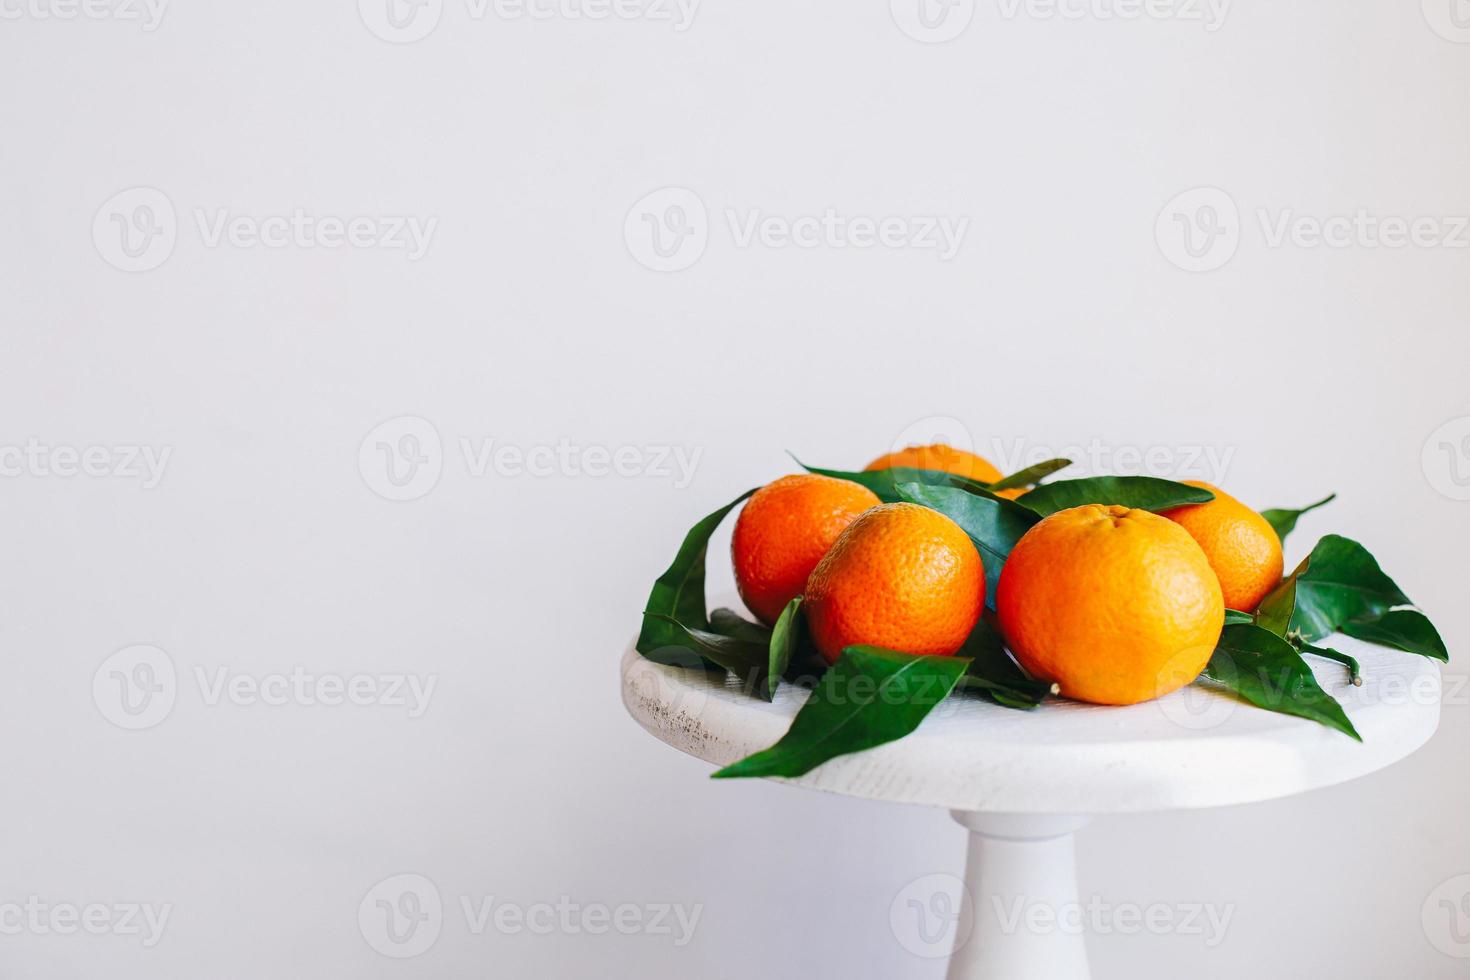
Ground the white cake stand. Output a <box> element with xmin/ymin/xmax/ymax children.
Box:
<box><xmin>620</xmin><ymin>629</ymin><xmax>1440</xmax><ymax>980</ymax></box>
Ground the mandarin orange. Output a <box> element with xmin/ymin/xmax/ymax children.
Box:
<box><xmin>996</xmin><ymin>504</ymin><xmax>1224</xmax><ymax>705</ymax></box>
<box><xmin>1159</xmin><ymin>481</ymin><xmax>1284</xmax><ymax>613</ymax></box>
<box><xmin>731</xmin><ymin>474</ymin><xmax>881</xmax><ymax>626</ymax></box>
<box><xmin>803</xmin><ymin>502</ymin><xmax>985</xmax><ymax>665</ymax></box>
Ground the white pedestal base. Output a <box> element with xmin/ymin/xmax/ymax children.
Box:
<box><xmin>621</xmin><ymin>634</ymin><xmax>1441</xmax><ymax>975</ymax></box>
<box><xmin>945</xmin><ymin>813</ymin><xmax>1092</xmax><ymax>980</ymax></box>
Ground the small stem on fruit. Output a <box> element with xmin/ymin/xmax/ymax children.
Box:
<box><xmin>1049</xmin><ymin>682</ymin><xmax>1061</xmax><ymax>696</ymax></box>
<box><xmin>1302</xmin><ymin>645</ymin><xmax>1362</xmax><ymax>687</ymax></box>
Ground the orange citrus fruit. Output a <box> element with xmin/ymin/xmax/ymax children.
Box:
<box><xmin>865</xmin><ymin>444</ymin><xmax>1004</xmax><ymax>484</ymax></box>
<box><xmin>1159</xmin><ymin>481</ymin><xmax>1284</xmax><ymax>613</ymax></box>
<box><xmin>731</xmin><ymin>474</ymin><xmax>881</xmax><ymax>626</ymax></box>
<box><xmin>804</xmin><ymin>502</ymin><xmax>985</xmax><ymax>665</ymax></box>
<box><xmin>864</xmin><ymin>443</ymin><xmax>1026</xmax><ymax>499</ymax></box>
<box><xmin>996</xmin><ymin>504</ymin><xmax>1224</xmax><ymax>705</ymax></box>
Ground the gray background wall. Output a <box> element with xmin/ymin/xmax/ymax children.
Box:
<box><xmin>2</xmin><ymin>1</ymin><xmax>1467</xmax><ymax>976</ymax></box>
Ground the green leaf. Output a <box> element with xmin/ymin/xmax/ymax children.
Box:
<box><xmin>636</xmin><ymin>490</ymin><xmax>755</xmax><ymax>656</ymax></box>
<box><xmin>1301</xmin><ymin>644</ymin><xmax>1362</xmax><ymax>687</ymax></box>
<box><xmin>709</xmin><ymin>608</ymin><xmax>772</xmax><ymax>645</ymax></box>
<box><xmin>1340</xmin><ymin>610</ymin><xmax>1448</xmax><ymax>662</ymax></box>
<box><xmin>712</xmin><ymin>646</ymin><xmax>970</xmax><ymax>779</ymax></box>
<box><xmin>643</xmin><ymin>614</ymin><xmax>770</xmax><ymax>697</ymax></box>
<box><xmin>1016</xmin><ymin>477</ymin><xmax>1214</xmax><ymax>517</ymax></box>
<box><xmin>953</xmin><ymin>616</ymin><xmax>1052</xmax><ymax>709</ymax></box>
<box><xmin>766</xmin><ymin>597</ymin><xmax>803</xmax><ymax>700</ymax></box>
<box><xmin>1261</xmin><ymin>494</ymin><xmax>1336</xmax><ymax>545</ymax></box>
<box><xmin>794</xmin><ymin>457</ymin><xmax>988</xmax><ymax>503</ymax></box>
<box><xmin>987</xmin><ymin>458</ymin><xmax>1073</xmax><ymax>493</ymax></box>
<box><xmin>1287</xmin><ymin>535</ymin><xmax>1412</xmax><ymax>643</ymax></box>
<box><xmin>1224</xmin><ymin>610</ymin><xmax>1256</xmax><ymax>626</ymax></box>
<box><xmin>1202</xmin><ymin>624</ymin><xmax>1360</xmax><ymax>740</ymax></box>
<box><xmin>1254</xmin><ymin>572</ymin><xmax>1298</xmax><ymax>636</ymax></box>
<box><xmin>893</xmin><ymin>482</ymin><xmax>1041</xmax><ymax>610</ymax></box>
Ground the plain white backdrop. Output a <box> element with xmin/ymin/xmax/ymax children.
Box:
<box><xmin>2</xmin><ymin>0</ymin><xmax>1468</xmax><ymax>976</ymax></box>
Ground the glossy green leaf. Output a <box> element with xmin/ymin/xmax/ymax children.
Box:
<box><xmin>1302</xmin><ymin>644</ymin><xmax>1362</xmax><ymax>686</ymax></box>
<box><xmin>766</xmin><ymin>597</ymin><xmax>803</xmax><ymax>700</ymax></box>
<box><xmin>1340</xmin><ymin>610</ymin><xmax>1448</xmax><ymax>662</ymax></box>
<box><xmin>987</xmin><ymin>458</ymin><xmax>1073</xmax><ymax>493</ymax></box>
<box><xmin>1202</xmin><ymin>624</ymin><xmax>1359</xmax><ymax>740</ymax></box>
<box><xmin>644</xmin><ymin>614</ymin><xmax>770</xmax><ymax>697</ymax></box>
<box><xmin>709</xmin><ymin>608</ymin><xmax>772</xmax><ymax>645</ymax></box>
<box><xmin>1224</xmin><ymin>610</ymin><xmax>1256</xmax><ymax>626</ymax></box>
<box><xmin>893</xmin><ymin>482</ymin><xmax>1041</xmax><ymax>610</ymax></box>
<box><xmin>712</xmin><ymin>646</ymin><xmax>970</xmax><ymax>779</ymax></box>
<box><xmin>954</xmin><ymin>616</ymin><xmax>1052</xmax><ymax>709</ymax></box>
<box><xmin>1287</xmin><ymin>535</ymin><xmax>1412</xmax><ymax>643</ymax></box>
<box><xmin>636</xmin><ymin>490</ymin><xmax>755</xmax><ymax>655</ymax></box>
<box><xmin>1254</xmin><ymin>572</ymin><xmax>1298</xmax><ymax>636</ymax></box>
<box><xmin>1016</xmin><ymin>477</ymin><xmax>1214</xmax><ymax>517</ymax></box>
<box><xmin>795</xmin><ymin>457</ymin><xmax>990</xmax><ymax>503</ymax></box>
<box><xmin>1260</xmin><ymin>494</ymin><xmax>1336</xmax><ymax>545</ymax></box>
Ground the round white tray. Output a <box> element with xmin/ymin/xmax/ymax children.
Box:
<box><xmin>622</xmin><ymin>605</ymin><xmax>1441</xmax><ymax>979</ymax></box>
<box><xmin>621</xmin><ymin>632</ymin><xmax>1440</xmax><ymax>814</ymax></box>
